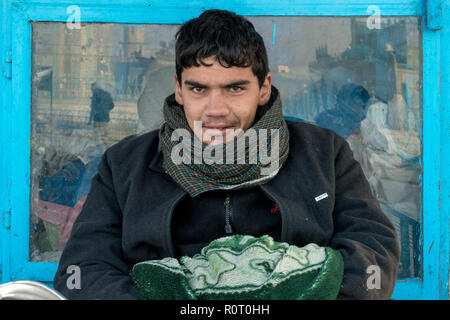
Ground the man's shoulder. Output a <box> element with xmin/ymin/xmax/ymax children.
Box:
<box><xmin>104</xmin><ymin>128</ymin><xmax>161</xmax><ymax>165</ymax></box>
<box><xmin>285</xmin><ymin>119</ymin><xmax>344</xmax><ymax>145</ymax></box>
<box><xmin>111</xmin><ymin>128</ymin><xmax>159</xmax><ymax>148</ymax></box>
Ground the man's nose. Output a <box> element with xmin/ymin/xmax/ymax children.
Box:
<box><xmin>204</xmin><ymin>91</ymin><xmax>230</xmax><ymax>117</ymax></box>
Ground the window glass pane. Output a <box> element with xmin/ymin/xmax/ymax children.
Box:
<box><xmin>30</xmin><ymin>22</ymin><xmax>178</xmax><ymax>261</ymax></box>
<box><xmin>249</xmin><ymin>16</ymin><xmax>422</xmax><ymax>279</ymax></box>
<box><xmin>30</xmin><ymin>17</ymin><xmax>422</xmax><ymax>280</ymax></box>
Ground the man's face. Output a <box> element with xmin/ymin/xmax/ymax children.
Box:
<box><xmin>174</xmin><ymin>56</ymin><xmax>272</xmax><ymax>144</ymax></box>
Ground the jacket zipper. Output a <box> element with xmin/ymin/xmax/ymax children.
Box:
<box><xmin>224</xmin><ymin>194</ymin><xmax>233</xmax><ymax>234</ymax></box>
<box><xmin>166</xmin><ymin>191</ymin><xmax>187</xmax><ymax>258</ymax></box>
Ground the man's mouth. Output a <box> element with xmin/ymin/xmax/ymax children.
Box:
<box><xmin>201</xmin><ymin>125</ymin><xmax>241</xmax><ymax>145</ymax></box>
<box><xmin>203</xmin><ymin>126</ymin><xmax>235</xmax><ymax>134</ymax></box>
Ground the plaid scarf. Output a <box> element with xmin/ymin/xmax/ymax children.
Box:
<box><xmin>159</xmin><ymin>86</ymin><xmax>289</xmax><ymax>197</ymax></box>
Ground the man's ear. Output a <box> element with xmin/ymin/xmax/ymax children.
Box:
<box><xmin>258</xmin><ymin>73</ymin><xmax>272</xmax><ymax>106</ymax></box>
<box><xmin>174</xmin><ymin>73</ymin><xmax>183</xmax><ymax>105</ymax></box>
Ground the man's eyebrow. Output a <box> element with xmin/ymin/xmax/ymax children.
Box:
<box><xmin>221</xmin><ymin>80</ymin><xmax>251</xmax><ymax>87</ymax></box>
<box><xmin>184</xmin><ymin>80</ymin><xmax>207</xmax><ymax>88</ymax></box>
<box><xmin>183</xmin><ymin>80</ymin><xmax>251</xmax><ymax>88</ymax></box>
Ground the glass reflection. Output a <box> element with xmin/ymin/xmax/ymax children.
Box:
<box><xmin>30</xmin><ymin>18</ymin><xmax>422</xmax><ymax>279</ymax></box>
<box><xmin>250</xmin><ymin>16</ymin><xmax>422</xmax><ymax>278</ymax></box>
<box><xmin>30</xmin><ymin>23</ymin><xmax>178</xmax><ymax>261</ymax></box>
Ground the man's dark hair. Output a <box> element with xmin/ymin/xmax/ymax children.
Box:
<box><xmin>175</xmin><ymin>9</ymin><xmax>269</xmax><ymax>87</ymax></box>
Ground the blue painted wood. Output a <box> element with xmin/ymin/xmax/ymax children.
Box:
<box><xmin>0</xmin><ymin>0</ymin><xmax>13</xmax><ymax>284</ymax></box>
<box><xmin>417</xmin><ymin>20</ymin><xmax>441</xmax><ymax>299</ymax></box>
<box><xmin>9</xmin><ymin>7</ymin><xmax>33</xmax><ymax>282</ymax></box>
<box><xmin>0</xmin><ymin>0</ymin><xmax>6</xmax><ymax>283</ymax></box>
<box><xmin>438</xmin><ymin>0</ymin><xmax>450</xmax><ymax>300</ymax></box>
<box><xmin>2</xmin><ymin>0</ymin><xmax>448</xmax><ymax>300</ymax></box>
<box><xmin>427</xmin><ymin>0</ymin><xmax>443</xmax><ymax>30</ymax></box>
<box><xmin>392</xmin><ymin>280</ymin><xmax>423</xmax><ymax>300</ymax></box>
<box><xmin>392</xmin><ymin>9</ymin><xmax>449</xmax><ymax>300</ymax></box>
<box><xmin>11</xmin><ymin>0</ymin><xmax>423</xmax><ymax>24</ymax></box>
<box><xmin>14</xmin><ymin>263</ymin><xmax>59</xmax><ymax>282</ymax></box>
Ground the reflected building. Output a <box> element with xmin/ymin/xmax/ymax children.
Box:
<box><xmin>30</xmin><ymin>23</ymin><xmax>179</xmax><ymax>262</ymax></box>
<box><xmin>283</xmin><ymin>18</ymin><xmax>422</xmax><ymax>278</ymax></box>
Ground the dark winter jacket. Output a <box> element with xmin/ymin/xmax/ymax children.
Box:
<box><xmin>53</xmin><ymin>120</ymin><xmax>400</xmax><ymax>300</ymax></box>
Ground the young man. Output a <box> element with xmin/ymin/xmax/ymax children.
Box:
<box><xmin>54</xmin><ymin>9</ymin><xmax>399</xmax><ymax>299</ymax></box>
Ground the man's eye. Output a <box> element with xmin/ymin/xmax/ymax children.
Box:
<box><xmin>230</xmin><ymin>86</ymin><xmax>243</xmax><ymax>93</ymax></box>
<box><xmin>191</xmin><ymin>87</ymin><xmax>205</xmax><ymax>94</ymax></box>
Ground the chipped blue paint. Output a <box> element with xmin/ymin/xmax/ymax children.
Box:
<box><xmin>427</xmin><ymin>0</ymin><xmax>443</xmax><ymax>30</ymax></box>
<box><xmin>0</xmin><ymin>0</ymin><xmax>448</xmax><ymax>300</ymax></box>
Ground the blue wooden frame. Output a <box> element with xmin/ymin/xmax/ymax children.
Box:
<box><xmin>0</xmin><ymin>0</ymin><xmax>448</xmax><ymax>300</ymax></box>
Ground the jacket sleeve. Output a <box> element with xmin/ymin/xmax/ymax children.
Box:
<box><xmin>53</xmin><ymin>150</ymin><xmax>141</xmax><ymax>300</ymax></box>
<box><xmin>331</xmin><ymin>134</ymin><xmax>400</xmax><ymax>299</ymax></box>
